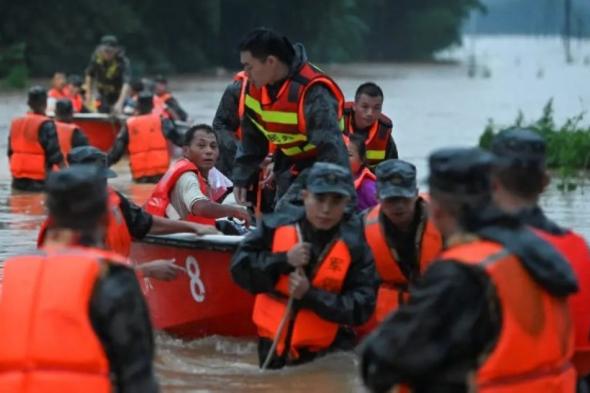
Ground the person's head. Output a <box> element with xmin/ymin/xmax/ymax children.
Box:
<box><xmin>154</xmin><ymin>75</ymin><xmax>168</xmax><ymax>96</ymax></box>
<box><xmin>129</xmin><ymin>78</ymin><xmax>144</xmax><ymax>96</ymax></box>
<box><xmin>67</xmin><ymin>145</ymin><xmax>118</xmax><ymax>180</ymax></box>
<box><xmin>27</xmin><ymin>85</ymin><xmax>47</xmax><ymax>113</ymax></box>
<box><xmin>238</xmin><ymin>27</ymin><xmax>295</xmax><ymax>88</ymax></box>
<box><xmin>55</xmin><ymin>99</ymin><xmax>74</xmax><ymax>122</ymax></box>
<box><xmin>353</xmin><ymin>82</ymin><xmax>384</xmax><ymax>129</ymax></box>
<box><xmin>302</xmin><ymin>163</ymin><xmax>352</xmax><ymax>230</ymax></box>
<box><xmin>347</xmin><ymin>134</ymin><xmax>367</xmax><ymax>174</ymax></box>
<box><xmin>490</xmin><ymin>128</ymin><xmax>548</xmax><ymax>212</ymax></box>
<box><xmin>375</xmin><ymin>159</ymin><xmax>419</xmax><ymax>230</ymax></box>
<box><xmin>45</xmin><ymin>165</ymin><xmax>109</xmax><ymax>246</ymax></box>
<box><xmin>98</xmin><ymin>35</ymin><xmax>119</xmax><ymax>62</ymax></box>
<box><xmin>183</xmin><ymin>124</ymin><xmax>219</xmax><ymax>174</ymax></box>
<box><xmin>67</xmin><ymin>74</ymin><xmax>83</xmax><ymax>94</ymax></box>
<box><xmin>51</xmin><ymin>72</ymin><xmax>67</xmax><ymax>90</ymax></box>
<box><xmin>136</xmin><ymin>91</ymin><xmax>154</xmax><ymax>114</ymax></box>
<box><xmin>427</xmin><ymin>147</ymin><xmax>494</xmax><ymax>238</ymax></box>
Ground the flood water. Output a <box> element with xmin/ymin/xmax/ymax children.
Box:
<box><xmin>1</xmin><ymin>35</ymin><xmax>589</xmax><ymax>392</ymax></box>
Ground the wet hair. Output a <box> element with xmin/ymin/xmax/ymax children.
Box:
<box><xmin>184</xmin><ymin>124</ymin><xmax>217</xmax><ymax>146</ymax></box>
<box><xmin>492</xmin><ymin>165</ymin><xmax>545</xmax><ymax>200</ymax></box>
<box><xmin>355</xmin><ymin>82</ymin><xmax>384</xmax><ymax>101</ymax></box>
<box><xmin>136</xmin><ymin>92</ymin><xmax>154</xmax><ymax>114</ymax></box>
<box><xmin>238</xmin><ymin>27</ymin><xmax>295</xmax><ymax>65</ymax></box>
<box><xmin>27</xmin><ymin>85</ymin><xmax>47</xmax><ymax>109</ymax></box>
<box><xmin>348</xmin><ymin>133</ymin><xmax>367</xmax><ymax>167</ymax></box>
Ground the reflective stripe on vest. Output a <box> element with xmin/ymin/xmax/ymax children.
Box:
<box><xmin>443</xmin><ymin>240</ymin><xmax>575</xmax><ymax>392</ymax></box>
<box><xmin>535</xmin><ymin>228</ymin><xmax>590</xmax><ymax>376</ymax></box>
<box><xmin>144</xmin><ymin>158</ymin><xmax>215</xmax><ymax>225</ymax></box>
<box><xmin>9</xmin><ymin>113</ymin><xmax>49</xmax><ymax>181</ymax></box>
<box><xmin>252</xmin><ymin>224</ymin><xmax>352</xmax><ymax>358</ymax></box>
<box><xmin>364</xmin><ymin>202</ymin><xmax>442</xmax><ymax>323</ymax></box>
<box><xmin>55</xmin><ymin>121</ymin><xmax>76</xmax><ymax>161</ymax></box>
<box><xmin>0</xmin><ymin>247</ymin><xmax>118</xmax><ymax>393</ymax></box>
<box><xmin>127</xmin><ymin>113</ymin><xmax>170</xmax><ymax>179</ymax></box>
<box><xmin>234</xmin><ymin>71</ymin><xmax>248</xmax><ymax>139</ymax></box>
<box><xmin>244</xmin><ymin>63</ymin><xmax>345</xmax><ymax>159</ymax></box>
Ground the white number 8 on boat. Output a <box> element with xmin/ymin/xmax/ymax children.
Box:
<box><xmin>186</xmin><ymin>256</ymin><xmax>206</xmax><ymax>303</ymax></box>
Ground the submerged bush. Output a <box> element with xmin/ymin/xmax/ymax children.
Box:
<box><xmin>479</xmin><ymin>100</ymin><xmax>590</xmax><ymax>189</ymax></box>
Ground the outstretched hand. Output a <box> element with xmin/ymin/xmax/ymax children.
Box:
<box><xmin>139</xmin><ymin>259</ymin><xmax>185</xmax><ymax>281</ymax></box>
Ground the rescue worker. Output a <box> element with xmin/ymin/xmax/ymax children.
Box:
<box><xmin>54</xmin><ymin>99</ymin><xmax>89</xmax><ymax>161</ymax></box>
<box><xmin>490</xmin><ymin>128</ymin><xmax>590</xmax><ymax>388</ymax></box>
<box><xmin>47</xmin><ymin>72</ymin><xmax>68</xmax><ymax>113</ymax></box>
<box><xmin>343</xmin><ymin>82</ymin><xmax>398</xmax><ymax>168</ymax></box>
<box><xmin>0</xmin><ymin>165</ymin><xmax>159</xmax><ymax>392</ymax></box>
<box><xmin>232</xmin><ymin>28</ymin><xmax>349</xmax><ymax>210</ymax></box>
<box><xmin>153</xmin><ymin>75</ymin><xmax>188</xmax><ymax>121</ymax></box>
<box><xmin>85</xmin><ymin>35</ymin><xmax>131</xmax><ymax>114</ymax></box>
<box><xmin>145</xmin><ymin>124</ymin><xmax>250</xmax><ymax>225</ymax></box>
<box><xmin>8</xmin><ymin>86</ymin><xmax>64</xmax><ymax>191</ymax></box>
<box><xmin>108</xmin><ymin>91</ymin><xmax>183</xmax><ymax>183</ymax></box>
<box><xmin>360</xmin><ymin>159</ymin><xmax>442</xmax><ymax>333</ymax></box>
<box><xmin>361</xmin><ymin>147</ymin><xmax>578</xmax><ymax>393</ymax></box>
<box><xmin>37</xmin><ymin>146</ymin><xmax>217</xmax><ymax>280</ymax></box>
<box><xmin>231</xmin><ymin>162</ymin><xmax>377</xmax><ymax>369</ymax></box>
<box><xmin>212</xmin><ymin>70</ymin><xmax>248</xmax><ymax>177</ymax></box>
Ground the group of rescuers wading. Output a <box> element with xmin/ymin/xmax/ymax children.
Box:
<box><xmin>2</xmin><ymin>27</ymin><xmax>590</xmax><ymax>393</ymax></box>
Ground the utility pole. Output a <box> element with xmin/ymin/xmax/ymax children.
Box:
<box><xmin>564</xmin><ymin>0</ymin><xmax>573</xmax><ymax>63</ymax></box>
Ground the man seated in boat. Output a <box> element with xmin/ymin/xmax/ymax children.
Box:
<box><xmin>54</xmin><ymin>99</ymin><xmax>89</xmax><ymax>162</ymax></box>
<box><xmin>343</xmin><ymin>82</ymin><xmax>398</xmax><ymax>168</ymax></box>
<box><xmin>84</xmin><ymin>35</ymin><xmax>131</xmax><ymax>114</ymax></box>
<box><xmin>153</xmin><ymin>74</ymin><xmax>188</xmax><ymax>121</ymax></box>
<box><xmin>0</xmin><ymin>165</ymin><xmax>161</xmax><ymax>392</ymax></box>
<box><xmin>358</xmin><ymin>159</ymin><xmax>442</xmax><ymax>336</ymax></box>
<box><xmin>108</xmin><ymin>91</ymin><xmax>184</xmax><ymax>183</ymax></box>
<box><xmin>231</xmin><ymin>162</ymin><xmax>377</xmax><ymax>369</ymax></box>
<box><xmin>65</xmin><ymin>74</ymin><xmax>87</xmax><ymax>113</ymax></box>
<box><xmin>38</xmin><ymin>145</ymin><xmax>218</xmax><ymax>281</ymax></box>
<box><xmin>47</xmin><ymin>72</ymin><xmax>68</xmax><ymax>114</ymax></box>
<box><xmin>8</xmin><ymin>86</ymin><xmax>64</xmax><ymax>191</ymax></box>
<box><xmin>145</xmin><ymin>124</ymin><xmax>251</xmax><ymax>225</ymax></box>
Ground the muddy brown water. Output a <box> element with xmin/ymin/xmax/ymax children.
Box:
<box><xmin>0</xmin><ymin>36</ymin><xmax>589</xmax><ymax>392</ymax></box>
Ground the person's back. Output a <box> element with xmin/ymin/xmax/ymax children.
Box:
<box><xmin>490</xmin><ymin>128</ymin><xmax>590</xmax><ymax>381</ymax></box>
<box><xmin>361</xmin><ymin>148</ymin><xmax>577</xmax><ymax>393</ymax></box>
<box><xmin>0</xmin><ymin>166</ymin><xmax>159</xmax><ymax>392</ymax></box>
<box><xmin>8</xmin><ymin>86</ymin><xmax>64</xmax><ymax>191</ymax></box>
<box><xmin>54</xmin><ymin>99</ymin><xmax>89</xmax><ymax>161</ymax></box>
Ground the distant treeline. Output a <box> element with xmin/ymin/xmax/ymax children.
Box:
<box><xmin>467</xmin><ymin>0</ymin><xmax>590</xmax><ymax>37</ymax></box>
<box><xmin>0</xmin><ymin>0</ymin><xmax>482</xmax><ymax>82</ymax></box>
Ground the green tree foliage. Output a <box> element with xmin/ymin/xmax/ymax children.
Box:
<box><xmin>0</xmin><ymin>0</ymin><xmax>482</xmax><ymax>79</ymax></box>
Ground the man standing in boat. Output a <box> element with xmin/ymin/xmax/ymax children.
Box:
<box><xmin>490</xmin><ymin>128</ymin><xmax>590</xmax><ymax>389</ymax></box>
<box><xmin>232</xmin><ymin>28</ymin><xmax>350</xmax><ymax>211</ymax></box>
<box><xmin>0</xmin><ymin>165</ymin><xmax>160</xmax><ymax>392</ymax></box>
<box><xmin>84</xmin><ymin>35</ymin><xmax>131</xmax><ymax>114</ymax></box>
<box><xmin>108</xmin><ymin>91</ymin><xmax>184</xmax><ymax>183</ymax></box>
<box><xmin>8</xmin><ymin>86</ymin><xmax>64</xmax><ymax>191</ymax></box>
<box><xmin>343</xmin><ymin>82</ymin><xmax>398</xmax><ymax>168</ymax></box>
<box><xmin>231</xmin><ymin>162</ymin><xmax>377</xmax><ymax>369</ymax></box>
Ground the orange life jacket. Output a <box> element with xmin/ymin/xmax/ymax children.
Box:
<box><xmin>9</xmin><ymin>113</ymin><xmax>50</xmax><ymax>181</ymax></box>
<box><xmin>252</xmin><ymin>224</ymin><xmax>352</xmax><ymax>359</ymax></box>
<box><xmin>144</xmin><ymin>158</ymin><xmax>215</xmax><ymax>226</ymax></box>
<box><xmin>153</xmin><ymin>93</ymin><xmax>172</xmax><ymax>119</ymax></box>
<box><xmin>535</xmin><ymin>229</ymin><xmax>590</xmax><ymax>376</ymax></box>
<box><xmin>37</xmin><ymin>188</ymin><xmax>133</xmax><ymax>257</ymax></box>
<box><xmin>354</xmin><ymin>167</ymin><xmax>376</xmax><ymax>190</ymax></box>
<box><xmin>127</xmin><ymin>113</ymin><xmax>170</xmax><ymax>180</ymax></box>
<box><xmin>343</xmin><ymin>102</ymin><xmax>392</xmax><ymax>166</ymax></box>
<box><xmin>68</xmin><ymin>93</ymin><xmax>84</xmax><ymax>113</ymax></box>
<box><xmin>364</xmin><ymin>202</ymin><xmax>442</xmax><ymax>323</ymax></box>
<box><xmin>54</xmin><ymin>121</ymin><xmax>77</xmax><ymax>162</ymax></box>
<box><xmin>48</xmin><ymin>87</ymin><xmax>69</xmax><ymax>99</ymax></box>
<box><xmin>244</xmin><ymin>63</ymin><xmax>344</xmax><ymax>159</ymax></box>
<box><xmin>443</xmin><ymin>240</ymin><xmax>575</xmax><ymax>392</ymax></box>
<box><xmin>0</xmin><ymin>246</ymin><xmax>127</xmax><ymax>393</ymax></box>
